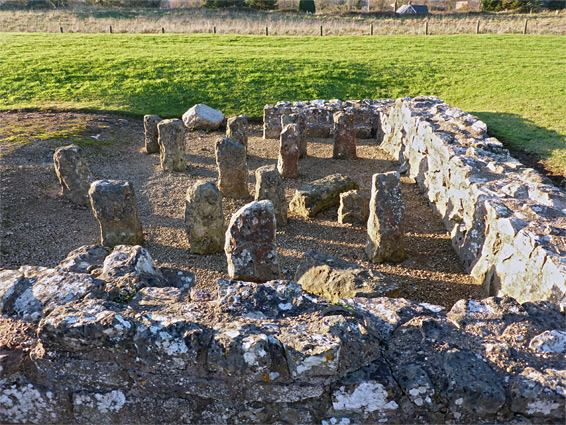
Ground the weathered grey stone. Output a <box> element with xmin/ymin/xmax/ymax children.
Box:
<box><xmin>53</xmin><ymin>144</ymin><xmax>92</xmax><ymax>206</ymax></box>
<box><xmin>226</xmin><ymin>114</ymin><xmax>248</xmax><ymax>148</ymax></box>
<box><xmin>143</xmin><ymin>114</ymin><xmax>162</xmax><ymax>154</ymax></box>
<box><xmin>510</xmin><ymin>368</ymin><xmax>565</xmax><ymax>419</ymax></box>
<box><xmin>254</xmin><ymin>165</ymin><xmax>287</xmax><ymax>227</ymax></box>
<box><xmin>57</xmin><ymin>245</ymin><xmax>110</xmax><ymax>274</ymax></box>
<box><xmin>159</xmin><ymin>267</ymin><xmax>196</xmax><ymax>292</ymax></box>
<box><xmin>157</xmin><ymin>118</ymin><xmax>186</xmax><ymax>172</ymax></box>
<box><xmin>0</xmin><ymin>269</ymin><xmax>29</xmax><ymax>315</ymax></box>
<box><xmin>215</xmin><ymin>137</ymin><xmax>249</xmax><ymax>199</ymax></box>
<box><xmin>281</xmin><ymin>113</ymin><xmax>307</xmax><ymax>158</ymax></box>
<box><xmin>295</xmin><ymin>249</ymin><xmax>399</xmax><ymax>303</ymax></box>
<box><xmin>225</xmin><ymin>200</ymin><xmax>279</xmax><ymax>282</ymax></box>
<box><xmin>338</xmin><ymin>190</ymin><xmax>369</xmax><ymax>225</ymax></box>
<box><xmin>88</xmin><ymin>180</ymin><xmax>144</xmax><ymax>248</ymax></box>
<box><xmin>365</xmin><ymin>171</ymin><xmax>406</xmax><ymax>263</ymax></box>
<box><xmin>184</xmin><ymin>180</ymin><xmax>225</xmax><ymax>254</ymax></box>
<box><xmin>333</xmin><ymin>111</ymin><xmax>356</xmax><ymax>160</ymax></box>
<box><xmin>278</xmin><ymin>124</ymin><xmax>299</xmax><ymax>179</ymax></box>
<box><xmin>529</xmin><ymin>330</ymin><xmax>566</xmax><ymax>353</ymax></box>
<box><xmin>289</xmin><ymin>174</ymin><xmax>359</xmax><ymax>218</ymax></box>
<box><xmin>182</xmin><ymin>104</ymin><xmax>224</xmax><ymax>131</ymax></box>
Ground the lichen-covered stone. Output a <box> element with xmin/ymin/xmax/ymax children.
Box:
<box><xmin>295</xmin><ymin>249</ymin><xmax>399</xmax><ymax>303</ymax></box>
<box><xmin>215</xmin><ymin>137</ymin><xmax>249</xmax><ymax>199</ymax></box>
<box><xmin>157</xmin><ymin>118</ymin><xmax>186</xmax><ymax>172</ymax></box>
<box><xmin>88</xmin><ymin>180</ymin><xmax>144</xmax><ymax>248</ymax></box>
<box><xmin>226</xmin><ymin>114</ymin><xmax>248</xmax><ymax>148</ymax></box>
<box><xmin>338</xmin><ymin>190</ymin><xmax>368</xmax><ymax>225</ymax></box>
<box><xmin>225</xmin><ymin>200</ymin><xmax>279</xmax><ymax>282</ymax></box>
<box><xmin>254</xmin><ymin>164</ymin><xmax>287</xmax><ymax>227</ymax></box>
<box><xmin>289</xmin><ymin>174</ymin><xmax>359</xmax><ymax>218</ymax></box>
<box><xmin>0</xmin><ymin>269</ymin><xmax>29</xmax><ymax>314</ymax></box>
<box><xmin>281</xmin><ymin>113</ymin><xmax>307</xmax><ymax>158</ymax></box>
<box><xmin>184</xmin><ymin>180</ymin><xmax>225</xmax><ymax>254</ymax></box>
<box><xmin>365</xmin><ymin>171</ymin><xmax>406</xmax><ymax>263</ymax></box>
<box><xmin>278</xmin><ymin>124</ymin><xmax>299</xmax><ymax>179</ymax></box>
<box><xmin>183</xmin><ymin>104</ymin><xmax>224</xmax><ymax>131</ymax></box>
<box><xmin>159</xmin><ymin>267</ymin><xmax>196</xmax><ymax>291</ymax></box>
<box><xmin>53</xmin><ymin>144</ymin><xmax>92</xmax><ymax>206</ymax></box>
<box><xmin>143</xmin><ymin>114</ymin><xmax>162</xmax><ymax>154</ymax></box>
<box><xmin>332</xmin><ymin>111</ymin><xmax>356</xmax><ymax>160</ymax></box>
<box><xmin>510</xmin><ymin>368</ymin><xmax>565</xmax><ymax>419</ymax></box>
<box><xmin>57</xmin><ymin>245</ymin><xmax>110</xmax><ymax>274</ymax></box>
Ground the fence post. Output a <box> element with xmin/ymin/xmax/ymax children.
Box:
<box><xmin>109</xmin><ymin>25</ymin><xmax>112</xmax><ymax>34</ymax></box>
<box><xmin>59</xmin><ymin>26</ymin><xmax>63</xmax><ymax>33</ymax></box>
<box><xmin>161</xmin><ymin>27</ymin><xmax>165</xmax><ymax>33</ymax></box>
<box><xmin>320</xmin><ymin>25</ymin><xmax>323</xmax><ymax>36</ymax></box>
<box><xmin>523</xmin><ymin>19</ymin><xmax>528</xmax><ymax>34</ymax></box>
<box><xmin>476</xmin><ymin>20</ymin><xmax>480</xmax><ymax>34</ymax></box>
<box><xmin>370</xmin><ymin>23</ymin><xmax>373</xmax><ymax>35</ymax></box>
<box><xmin>424</xmin><ymin>21</ymin><xmax>428</xmax><ymax>35</ymax></box>
<box><xmin>213</xmin><ymin>26</ymin><xmax>216</xmax><ymax>34</ymax></box>
<box><xmin>266</xmin><ymin>26</ymin><xmax>268</xmax><ymax>36</ymax></box>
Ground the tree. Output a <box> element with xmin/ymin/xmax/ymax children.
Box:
<box><xmin>298</xmin><ymin>0</ymin><xmax>315</xmax><ymax>13</ymax></box>
<box><xmin>246</xmin><ymin>0</ymin><xmax>278</xmax><ymax>9</ymax></box>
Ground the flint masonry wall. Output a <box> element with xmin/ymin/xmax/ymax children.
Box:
<box><xmin>264</xmin><ymin>97</ymin><xmax>566</xmax><ymax>306</ymax></box>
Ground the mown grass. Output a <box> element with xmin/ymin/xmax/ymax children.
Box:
<box><xmin>0</xmin><ymin>33</ymin><xmax>564</xmax><ymax>174</ymax></box>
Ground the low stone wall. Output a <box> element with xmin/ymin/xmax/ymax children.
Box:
<box><xmin>380</xmin><ymin>96</ymin><xmax>566</xmax><ymax>305</ymax></box>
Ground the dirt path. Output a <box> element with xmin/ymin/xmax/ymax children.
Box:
<box><xmin>0</xmin><ymin>111</ymin><xmax>481</xmax><ymax>308</ymax></box>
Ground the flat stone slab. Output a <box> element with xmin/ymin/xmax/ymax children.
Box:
<box><xmin>289</xmin><ymin>174</ymin><xmax>359</xmax><ymax>218</ymax></box>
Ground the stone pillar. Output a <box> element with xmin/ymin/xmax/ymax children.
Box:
<box><xmin>255</xmin><ymin>165</ymin><xmax>288</xmax><ymax>227</ymax></box>
<box><xmin>333</xmin><ymin>111</ymin><xmax>357</xmax><ymax>160</ymax></box>
<box><xmin>88</xmin><ymin>180</ymin><xmax>144</xmax><ymax>248</ymax></box>
<box><xmin>215</xmin><ymin>137</ymin><xmax>249</xmax><ymax>199</ymax></box>
<box><xmin>53</xmin><ymin>144</ymin><xmax>92</xmax><ymax>207</ymax></box>
<box><xmin>226</xmin><ymin>114</ymin><xmax>248</xmax><ymax>149</ymax></box>
<box><xmin>281</xmin><ymin>113</ymin><xmax>307</xmax><ymax>158</ymax></box>
<box><xmin>144</xmin><ymin>115</ymin><xmax>162</xmax><ymax>154</ymax></box>
<box><xmin>338</xmin><ymin>190</ymin><xmax>369</xmax><ymax>226</ymax></box>
<box><xmin>157</xmin><ymin>119</ymin><xmax>186</xmax><ymax>172</ymax></box>
<box><xmin>278</xmin><ymin>124</ymin><xmax>299</xmax><ymax>179</ymax></box>
<box><xmin>225</xmin><ymin>200</ymin><xmax>280</xmax><ymax>282</ymax></box>
<box><xmin>185</xmin><ymin>180</ymin><xmax>225</xmax><ymax>254</ymax></box>
<box><xmin>365</xmin><ymin>171</ymin><xmax>406</xmax><ymax>263</ymax></box>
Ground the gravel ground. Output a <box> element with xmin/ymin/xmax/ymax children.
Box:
<box><xmin>0</xmin><ymin>111</ymin><xmax>482</xmax><ymax>308</ymax></box>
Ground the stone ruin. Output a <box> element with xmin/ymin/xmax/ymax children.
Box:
<box><xmin>2</xmin><ymin>97</ymin><xmax>565</xmax><ymax>424</ymax></box>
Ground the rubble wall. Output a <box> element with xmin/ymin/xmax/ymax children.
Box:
<box><xmin>379</xmin><ymin>96</ymin><xmax>566</xmax><ymax>305</ymax></box>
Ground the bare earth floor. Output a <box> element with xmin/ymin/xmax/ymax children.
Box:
<box><xmin>0</xmin><ymin>111</ymin><xmax>482</xmax><ymax>309</ymax></box>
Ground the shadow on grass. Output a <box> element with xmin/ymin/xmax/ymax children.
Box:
<box><xmin>472</xmin><ymin>111</ymin><xmax>566</xmax><ymax>187</ymax></box>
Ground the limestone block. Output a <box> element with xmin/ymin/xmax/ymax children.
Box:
<box><xmin>365</xmin><ymin>171</ymin><xmax>406</xmax><ymax>263</ymax></box>
<box><xmin>289</xmin><ymin>174</ymin><xmax>359</xmax><ymax>218</ymax></box>
<box><xmin>57</xmin><ymin>245</ymin><xmax>110</xmax><ymax>274</ymax></box>
<box><xmin>182</xmin><ymin>104</ymin><xmax>224</xmax><ymax>131</ymax></box>
<box><xmin>184</xmin><ymin>180</ymin><xmax>225</xmax><ymax>254</ymax></box>
<box><xmin>88</xmin><ymin>180</ymin><xmax>144</xmax><ymax>248</ymax></box>
<box><xmin>278</xmin><ymin>124</ymin><xmax>299</xmax><ymax>179</ymax></box>
<box><xmin>254</xmin><ymin>165</ymin><xmax>288</xmax><ymax>227</ymax></box>
<box><xmin>225</xmin><ymin>200</ymin><xmax>279</xmax><ymax>282</ymax></box>
<box><xmin>157</xmin><ymin>119</ymin><xmax>186</xmax><ymax>172</ymax></box>
<box><xmin>281</xmin><ymin>113</ymin><xmax>307</xmax><ymax>158</ymax></box>
<box><xmin>143</xmin><ymin>114</ymin><xmax>162</xmax><ymax>154</ymax></box>
<box><xmin>215</xmin><ymin>137</ymin><xmax>249</xmax><ymax>199</ymax></box>
<box><xmin>295</xmin><ymin>250</ymin><xmax>399</xmax><ymax>303</ymax></box>
<box><xmin>338</xmin><ymin>190</ymin><xmax>368</xmax><ymax>226</ymax></box>
<box><xmin>53</xmin><ymin>144</ymin><xmax>92</xmax><ymax>206</ymax></box>
<box><xmin>226</xmin><ymin>114</ymin><xmax>248</xmax><ymax>148</ymax></box>
<box><xmin>332</xmin><ymin>111</ymin><xmax>356</xmax><ymax>160</ymax></box>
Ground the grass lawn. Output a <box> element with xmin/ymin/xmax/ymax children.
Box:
<box><xmin>0</xmin><ymin>33</ymin><xmax>564</xmax><ymax>175</ymax></box>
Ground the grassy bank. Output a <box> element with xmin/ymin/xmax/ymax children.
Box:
<box><xmin>0</xmin><ymin>33</ymin><xmax>564</xmax><ymax>174</ymax></box>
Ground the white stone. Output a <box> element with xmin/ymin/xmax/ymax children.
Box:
<box><xmin>182</xmin><ymin>104</ymin><xmax>224</xmax><ymax>131</ymax></box>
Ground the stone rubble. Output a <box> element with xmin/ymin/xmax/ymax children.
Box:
<box><xmin>88</xmin><ymin>180</ymin><xmax>144</xmax><ymax>248</ymax></box>
<box><xmin>53</xmin><ymin>144</ymin><xmax>92</xmax><ymax>207</ymax></box>
<box><xmin>254</xmin><ymin>164</ymin><xmax>288</xmax><ymax>227</ymax></box>
<box><xmin>143</xmin><ymin>114</ymin><xmax>162</xmax><ymax>154</ymax></box>
<box><xmin>365</xmin><ymin>171</ymin><xmax>406</xmax><ymax>264</ymax></box>
<box><xmin>332</xmin><ymin>111</ymin><xmax>357</xmax><ymax>160</ymax></box>
<box><xmin>182</xmin><ymin>104</ymin><xmax>224</xmax><ymax>131</ymax></box>
<box><xmin>277</xmin><ymin>123</ymin><xmax>300</xmax><ymax>179</ymax></box>
<box><xmin>184</xmin><ymin>180</ymin><xmax>225</xmax><ymax>255</ymax></box>
<box><xmin>225</xmin><ymin>200</ymin><xmax>280</xmax><ymax>282</ymax></box>
<box><xmin>338</xmin><ymin>189</ymin><xmax>369</xmax><ymax>226</ymax></box>
<box><xmin>226</xmin><ymin>114</ymin><xmax>248</xmax><ymax>148</ymax></box>
<box><xmin>157</xmin><ymin>118</ymin><xmax>187</xmax><ymax>172</ymax></box>
<box><xmin>215</xmin><ymin>137</ymin><xmax>249</xmax><ymax>199</ymax></box>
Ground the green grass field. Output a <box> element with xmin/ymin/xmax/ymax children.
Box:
<box><xmin>0</xmin><ymin>33</ymin><xmax>564</xmax><ymax>174</ymax></box>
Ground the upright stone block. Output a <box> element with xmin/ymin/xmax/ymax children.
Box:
<box><xmin>157</xmin><ymin>119</ymin><xmax>186</xmax><ymax>172</ymax></box>
<box><xmin>338</xmin><ymin>190</ymin><xmax>369</xmax><ymax>226</ymax></box>
<box><xmin>281</xmin><ymin>113</ymin><xmax>307</xmax><ymax>158</ymax></box>
<box><xmin>143</xmin><ymin>115</ymin><xmax>162</xmax><ymax>154</ymax></box>
<box><xmin>278</xmin><ymin>124</ymin><xmax>299</xmax><ymax>179</ymax></box>
<box><xmin>225</xmin><ymin>200</ymin><xmax>280</xmax><ymax>282</ymax></box>
<box><xmin>226</xmin><ymin>114</ymin><xmax>248</xmax><ymax>148</ymax></box>
<box><xmin>215</xmin><ymin>137</ymin><xmax>249</xmax><ymax>199</ymax></box>
<box><xmin>88</xmin><ymin>180</ymin><xmax>144</xmax><ymax>248</ymax></box>
<box><xmin>333</xmin><ymin>111</ymin><xmax>357</xmax><ymax>160</ymax></box>
<box><xmin>255</xmin><ymin>165</ymin><xmax>288</xmax><ymax>227</ymax></box>
<box><xmin>53</xmin><ymin>144</ymin><xmax>92</xmax><ymax>207</ymax></box>
<box><xmin>185</xmin><ymin>180</ymin><xmax>225</xmax><ymax>254</ymax></box>
<box><xmin>365</xmin><ymin>171</ymin><xmax>406</xmax><ymax>263</ymax></box>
